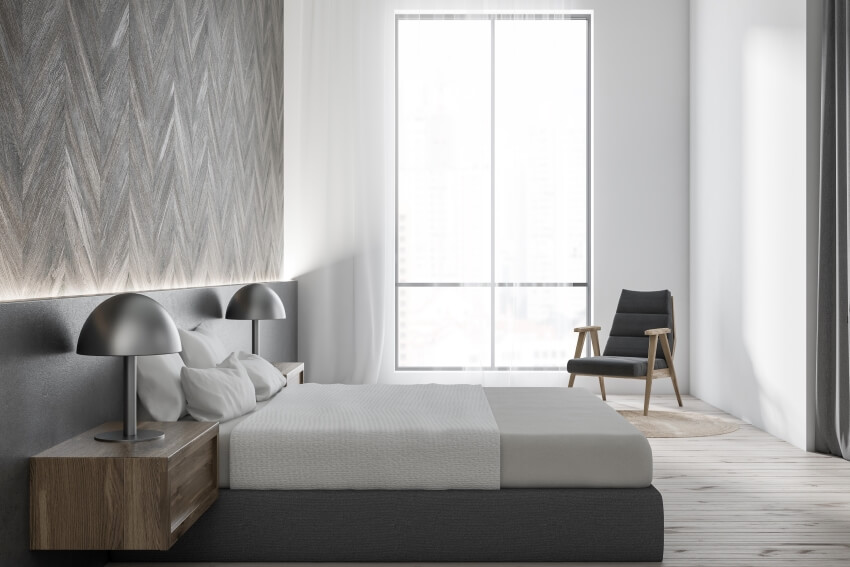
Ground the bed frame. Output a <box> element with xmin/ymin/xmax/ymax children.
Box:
<box><xmin>2</xmin><ymin>282</ymin><xmax>664</xmax><ymax>565</ymax></box>
<box><xmin>111</xmin><ymin>487</ymin><xmax>664</xmax><ymax>562</ymax></box>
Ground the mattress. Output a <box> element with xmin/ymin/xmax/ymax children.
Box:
<box><xmin>217</xmin><ymin>385</ymin><xmax>652</xmax><ymax>489</ymax></box>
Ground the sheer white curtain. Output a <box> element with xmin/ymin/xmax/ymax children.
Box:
<box><xmin>284</xmin><ymin>0</ymin><xmax>584</xmax><ymax>385</ymax></box>
<box><xmin>283</xmin><ymin>0</ymin><xmax>393</xmax><ymax>384</ymax></box>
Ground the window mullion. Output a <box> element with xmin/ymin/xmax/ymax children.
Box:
<box><xmin>489</xmin><ymin>16</ymin><xmax>496</xmax><ymax>371</ymax></box>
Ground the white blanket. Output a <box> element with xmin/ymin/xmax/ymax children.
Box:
<box><xmin>229</xmin><ymin>383</ymin><xmax>501</xmax><ymax>490</ymax></box>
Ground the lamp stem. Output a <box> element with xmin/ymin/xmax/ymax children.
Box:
<box><xmin>95</xmin><ymin>354</ymin><xmax>161</xmax><ymax>443</ymax></box>
<box><xmin>124</xmin><ymin>355</ymin><xmax>137</xmax><ymax>438</ymax></box>
<box><xmin>252</xmin><ymin>319</ymin><xmax>260</xmax><ymax>356</ymax></box>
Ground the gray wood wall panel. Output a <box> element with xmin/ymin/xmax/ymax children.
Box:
<box><xmin>0</xmin><ymin>0</ymin><xmax>284</xmax><ymax>301</ymax></box>
<box><xmin>0</xmin><ymin>1</ymin><xmax>285</xmax><ymax>565</ymax></box>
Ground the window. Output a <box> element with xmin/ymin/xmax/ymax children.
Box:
<box><xmin>396</xmin><ymin>14</ymin><xmax>591</xmax><ymax>370</ymax></box>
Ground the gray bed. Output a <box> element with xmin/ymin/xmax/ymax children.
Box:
<box><xmin>112</xmin><ymin>385</ymin><xmax>664</xmax><ymax>562</ymax></box>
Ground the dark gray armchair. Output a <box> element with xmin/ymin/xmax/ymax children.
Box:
<box><xmin>567</xmin><ymin>289</ymin><xmax>682</xmax><ymax>415</ymax></box>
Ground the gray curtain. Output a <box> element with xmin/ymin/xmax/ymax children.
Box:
<box><xmin>816</xmin><ymin>0</ymin><xmax>850</xmax><ymax>460</ymax></box>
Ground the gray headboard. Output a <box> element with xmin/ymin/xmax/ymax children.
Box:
<box><xmin>0</xmin><ymin>281</ymin><xmax>297</xmax><ymax>567</ymax></box>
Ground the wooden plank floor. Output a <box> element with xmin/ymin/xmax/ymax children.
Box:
<box><xmin>604</xmin><ymin>394</ymin><xmax>850</xmax><ymax>566</ymax></box>
<box><xmin>111</xmin><ymin>394</ymin><xmax>850</xmax><ymax>567</ymax></box>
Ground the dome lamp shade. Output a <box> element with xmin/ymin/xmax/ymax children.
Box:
<box><xmin>77</xmin><ymin>293</ymin><xmax>182</xmax><ymax>443</ymax></box>
<box><xmin>78</xmin><ymin>293</ymin><xmax>182</xmax><ymax>356</ymax></box>
<box><xmin>226</xmin><ymin>283</ymin><xmax>286</xmax><ymax>355</ymax></box>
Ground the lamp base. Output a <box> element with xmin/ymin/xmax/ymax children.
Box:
<box><xmin>95</xmin><ymin>429</ymin><xmax>165</xmax><ymax>443</ymax></box>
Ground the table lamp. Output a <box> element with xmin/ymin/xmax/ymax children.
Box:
<box><xmin>225</xmin><ymin>283</ymin><xmax>286</xmax><ymax>356</ymax></box>
<box><xmin>77</xmin><ymin>293</ymin><xmax>182</xmax><ymax>442</ymax></box>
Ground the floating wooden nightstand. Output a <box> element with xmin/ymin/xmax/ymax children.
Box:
<box><xmin>274</xmin><ymin>361</ymin><xmax>305</xmax><ymax>385</ymax></box>
<box><xmin>30</xmin><ymin>421</ymin><xmax>218</xmax><ymax>551</ymax></box>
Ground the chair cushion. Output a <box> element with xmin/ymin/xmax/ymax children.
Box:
<box><xmin>616</xmin><ymin>289</ymin><xmax>672</xmax><ymax>314</ymax></box>
<box><xmin>567</xmin><ymin>356</ymin><xmax>668</xmax><ymax>377</ymax></box>
<box><xmin>604</xmin><ymin>289</ymin><xmax>674</xmax><ymax>359</ymax></box>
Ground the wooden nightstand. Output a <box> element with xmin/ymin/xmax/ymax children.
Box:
<box><xmin>30</xmin><ymin>421</ymin><xmax>218</xmax><ymax>551</ymax></box>
<box><xmin>274</xmin><ymin>361</ymin><xmax>305</xmax><ymax>385</ymax></box>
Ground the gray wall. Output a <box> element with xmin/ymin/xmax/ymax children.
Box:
<box><xmin>0</xmin><ymin>0</ymin><xmax>285</xmax><ymax>302</ymax></box>
<box><xmin>0</xmin><ymin>281</ymin><xmax>297</xmax><ymax>567</ymax></box>
<box><xmin>584</xmin><ymin>0</ymin><xmax>690</xmax><ymax>395</ymax></box>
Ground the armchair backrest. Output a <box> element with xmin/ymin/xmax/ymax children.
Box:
<box><xmin>602</xmin><ymin>289</ymin><xmax>675</xmax><ymax>359</ymax></box>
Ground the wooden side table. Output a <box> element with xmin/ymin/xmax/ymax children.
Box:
<box><xmin>274</xmin><ymin>361</ymin><xmax>305</xmax><ymax>385</ymax></box>
<box><xmin>30</xmin><ymin>421</ymin><xmax>218</xmax><ymax>550</ymax></box>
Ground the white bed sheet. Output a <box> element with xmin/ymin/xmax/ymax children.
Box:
<box><xmin>217</xmin><ymin>385</ymin><xmax>652</xmax><ymax>489</ymax></box>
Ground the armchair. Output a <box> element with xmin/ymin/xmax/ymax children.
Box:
<box><xmin>567</xmin><ymin>289</ymin><xmax>682</xmax><ymax>415</ymax></box>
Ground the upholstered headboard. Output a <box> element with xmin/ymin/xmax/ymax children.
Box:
<box><xmin>0</xmin><ymin>282</ymin><xmax>297</xmax><ymax>567</ymax></box>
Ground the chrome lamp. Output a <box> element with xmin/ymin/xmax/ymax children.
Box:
<box><xmin>225</xmin><ymin>283</ymin><xmax>286</xmax><ymax>356</ymax></box>
<box><xmin>77</xmin><ymin>293</ymin><xmax>182</xmax><ymax>442</ymax></box>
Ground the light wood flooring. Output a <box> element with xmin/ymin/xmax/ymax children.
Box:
<box><xmin>112</xmin><ymin>394</ymin><xmax>850</xmax><ymax>567</ymax></box>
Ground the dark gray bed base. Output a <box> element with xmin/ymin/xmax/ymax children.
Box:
<box><xmin>111</xmin><ymin>487</ymin><xmax>664</xmax><ymax>563</ymax></box>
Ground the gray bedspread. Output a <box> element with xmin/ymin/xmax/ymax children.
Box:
<box><xmin>486</xmin><ymin>386</ymin><xmax>653</xmax><ymax>487</ymax></box>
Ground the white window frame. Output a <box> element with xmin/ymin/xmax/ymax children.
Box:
<box><xmin>394</xmin><ymin>12</ymin><xmax>593</xmax><ymax>371</ymax></box>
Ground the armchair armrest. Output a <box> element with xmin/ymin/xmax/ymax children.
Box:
<box><xmin>572</xmin><ymin>326</ymin><xmax>602</xmax><ymax>358</ymax></box>
<box><xmin>644</xmin><ymin>328</ymin><xmax>671</xmax><ymax>336</ymax></box>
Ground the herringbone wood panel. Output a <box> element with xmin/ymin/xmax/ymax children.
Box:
<box><xmin>0</xmin><ymin>0</ymin><xmax>284</xmax><ymax>301</ymax></box>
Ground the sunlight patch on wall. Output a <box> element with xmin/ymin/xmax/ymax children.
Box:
<box><xmin>741</xmin><ymin>26</ymin><xmax>806</xmax><ymax>447</ymax></box>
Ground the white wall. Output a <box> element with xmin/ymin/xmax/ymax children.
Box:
<box><xmin>806</xmin><ymin>0</ymin><xmax>824</xmax><ymax>453</ymax></box>
<box><xmin>690</xmin><ymin>0</ymin><xmax>808</xmax><ymax>449</ymax></box>
<box><xmin>284</xmin><ymin>0</ymin><xmax>691</xmax><ymax>392</ymax></box>
<box><xmin>588</xmin><ymin>0</ymin><xmax>690</xmax><ymax>394</ymax></box>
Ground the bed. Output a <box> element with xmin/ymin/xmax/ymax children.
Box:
<box><xmin>112</xmin><ymin>384</ymin><xmax>664</xmax><ymax>563</ymax></box>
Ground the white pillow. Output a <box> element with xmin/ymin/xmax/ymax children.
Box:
<box><xmin>180</xmin><ymin>353</ymin><xmax>256</xmax><ymax>422</ymax></box>
<box><xmin>178</xmin><ymin>325</ymin><xmax>229</xmax><ymax>368</ymax></box>
<box><xmin>235</xmin><ymin>351</ymin><xmax>286</xmax><ymax>401</ymax></box>
<box><xmin>137</xmin><ymin>353</ymin><xmax>187</xmax><ymax>421</ymax></box>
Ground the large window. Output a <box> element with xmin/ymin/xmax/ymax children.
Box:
<box><xmin>396</xmin><ymin>14</ymin><xmax>591</xmax><ymax>370</ymax></box>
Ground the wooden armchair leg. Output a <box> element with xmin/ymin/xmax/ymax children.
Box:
<box><xmin>643</xmin><ymin>335</ymin><xmax>658</xmax><ymax>416</ymax></box>
<box><xmin>670</xmin><ymin>373</ymin><xmax>683</xmax><ymax>407</ymax></box>
<box><xmin>588</xmin><ymin>331</ymin><xmax>605</xmax><ymax>399</ymax></box>
<box><xmin>568</xmin><ymin>331</ymin><xmax>587</xmax><ymax>390</ymax></box>
<box><xmin>659</xmin><ymin>334</ymin><xmax>683</xmax><ymax>407</ymax></box>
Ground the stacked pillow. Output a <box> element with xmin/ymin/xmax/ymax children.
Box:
<box><xmin>235</xmin><ymin>351</ymin><xmax>287</xmax><ymax>401</ymax></box>
<box><xmin>181</xmin><ymin>353</ymin><xmax>256</xmax><ymax>422</ymax></box>
<box><xmin>137</xmin><ymin>352</ymin><xmax>188</xmax><ymax>421</ymax></box>
<box><xmin>137</xmin><ymin>324</ymin><xmax>286</xmax><ymax>423</ymax></box>
<box><xmin>178</xmin><ymin>325</ymin><xmax>229</xmax><ymax>369</ymax></box>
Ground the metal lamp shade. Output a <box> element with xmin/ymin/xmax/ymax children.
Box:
<box><xmin>77</xmin><ymin>293</ymin><xmax>182</xmax><ymax>443</ymax></box>
<box><xmin>225</xmin><ymin>283</ymin><xmax>286</xmax><ymax>321</ymax></box>
<box><xmin>226</xmin><ymin>283</ymin><xmax>285</xmax><ymax>356</ymax></box>
<box><xmin>78</xmin><ymin>293</ymin><xmax>182</xmax><ymax>356</ymax></box>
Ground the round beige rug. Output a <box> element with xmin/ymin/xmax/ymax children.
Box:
<box><xmin>617</xmin><ymin>410</ymin><xmax>739</xmax><ymax>438</ymax></box>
